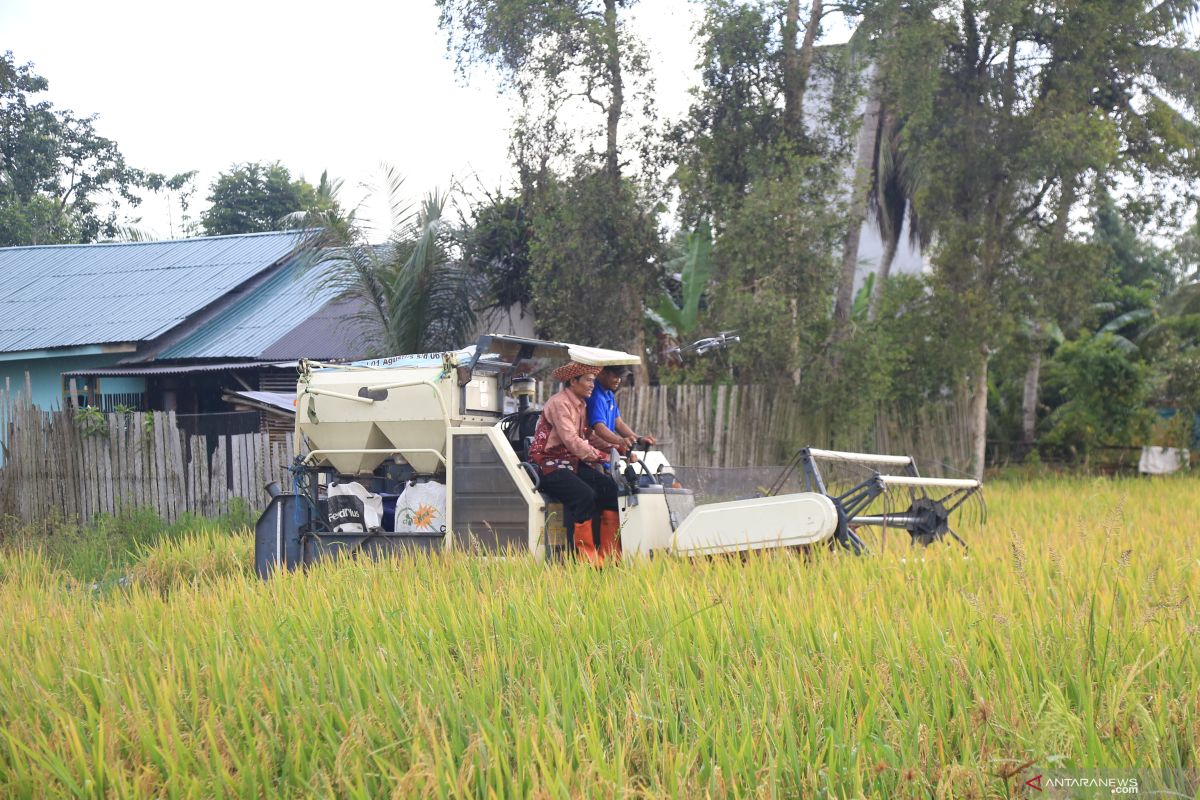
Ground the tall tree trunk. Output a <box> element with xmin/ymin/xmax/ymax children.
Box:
<box><xmin>603</xmin><ymin>0</ymin><xmax>623</xmax><ymax>181</ymax></box>
<box><xmin>782</xmin><ymin>0</ymin><xmax>822</xmax><ymax>140</ymax></box>
<box><xmin>601</xmin><ymin>0</ymin><xmax>637</xmax><ymax>366</ymax></box>
<box><xmin>783</xmin><ymin>0</ymin><xmax>801</xmax><ymax>136</ymax></box>
<box><xmin>831</xmin><ymin>72</ymin><xmax>883</xmax><ymax>345</ymax></box>
<box><xmin>1021</xmin><ymin>348</ymin><xmax>1040</xmax><ymax>446</ymax></box>
<box><xmin>970</xmin><ymin>348</ymin><xmax>990</xmax><ymax>481</ymax></box>
<box><xmin>867</xmin><ymin>232</ymin><xmax>898</xmax><ymax>322</ymax></box>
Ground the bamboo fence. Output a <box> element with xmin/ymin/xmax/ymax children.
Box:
<box><xmin>2</xmin><ymin>375</ymin><xmax>971</xmax><ymax>525</ymax></box>
<box><xmin>1</xmin><ymin>375</ymin><xmax>291</xmax><ymax>524</ymax></box>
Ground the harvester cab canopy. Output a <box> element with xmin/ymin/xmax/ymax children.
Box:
<box><xmin>461</xmin><ymin>334</ymin><xmax>640</xmax><ymax>386</ymax></box>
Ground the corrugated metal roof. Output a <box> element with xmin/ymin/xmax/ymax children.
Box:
<box><xmin>258</xmin><ymin>295</ymin><xmax>376</xmax><ymax>360</ymax></box>
<box><xmin>157</xmin><ymin>257</ymin><xmax>364</xmax><ymax>360</ymax></box>
<box><xmin>0</xmin><ymin>231</ymin><xmax>308</xmax><ymax>354</ymax></box>
<box><xmin>62</xmin><ymin>360</ymin><xmax>294</xmax><ymax>377</ymax></box>
<box><xmin>224</xmin><ymin>390</ymin><xmax>296</xmax><ymax>414</ymax></box>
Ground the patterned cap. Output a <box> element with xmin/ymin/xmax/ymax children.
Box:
<box><xmin>552</xmin><ymin>361</ymin><xmax>601</xmax><ymax>382</ymax></box>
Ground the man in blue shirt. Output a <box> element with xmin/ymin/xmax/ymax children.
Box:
<box><xmin>586</xmin><ymin>365</ymin><xmax>656</xmax><ymax>456</ymax></box>
<box><xmin>585</xmin><ymin>365</ymin><xmax>656</xmax><ymax>563</ymax></box>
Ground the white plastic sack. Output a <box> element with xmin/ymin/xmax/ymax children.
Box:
<box><xmin>1138</xmin><ymin>446</ymin><xmax>1190</xmax><ymax>475</ymax></box>
<box><xmin>327</xmin><ymin>481</ymin><xmax>384</xmax><ymax>533</ymax></box>
<box><xmin>394</xmin><ymin>480</ymin><xmax>447</xmax><ymax>534</ymax></box>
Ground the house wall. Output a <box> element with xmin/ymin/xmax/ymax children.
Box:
<box><xmin>854</xmin><ymin>216</ymin><xmax>926</xmax><ymax>293</ymax></box>
<box><xmin>0</xmin><ymin>353</ymin><xmax>138</xmax><ymax>410</ymax></box>
<box><xmin>473</xmin><ymin>303</ymin><xmax>537</xmax><ymax>341</ymax></box>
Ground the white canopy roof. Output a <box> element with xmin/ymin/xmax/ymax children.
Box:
<box><xmin>566</xmin><ymin>343</ymin><xmax>641</xmax><ymax>367</ymax></box>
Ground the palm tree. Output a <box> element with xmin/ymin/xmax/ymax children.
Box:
<box><xmin>833</xmin><ymin>1</ymin><xmax>933</xmax><ymax>336</ymax></box>
<box><xmin>865</xmin><ymin>105</ymin><xmax>931</xmax><ymax>322</ymax></box>
<box><xmin>310</xmin><ymin>167</ymin><xmax>477</xmax><ymax>357</ymax></box>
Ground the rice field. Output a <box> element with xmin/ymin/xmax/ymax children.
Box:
<box><xmin>0</xmin><ymin>476</ymin><xmax>1197</xmax><ymax>798</ymax></box>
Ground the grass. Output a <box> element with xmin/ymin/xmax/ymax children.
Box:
<box><xmin>0</xmin><ymin>476</ymin><xmax>1197</xmax><ymax>798</ymax></box>
<box><xmin>0</xmin><ymin>500</ymin><xmax>254</xmax><ymax>587</ymax></box>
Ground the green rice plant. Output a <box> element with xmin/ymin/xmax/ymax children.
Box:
<box><xmin>126</xmin><ymin>528</ymin><xmax>253</xmax><ymax>595</ymax></box>
<box><xmin>0</xmin><ymin>477</ymin><xmax>1196</xmax><ymax>798</ymax></box>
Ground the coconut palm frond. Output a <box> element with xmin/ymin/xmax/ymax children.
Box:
<box><xmin>423</xmin><ymin>262</ymin><xmax>479</xmax><ymax>351</ymax></box>
<box><xmin>380</xmin><ymin>164</ymin><xmax>414</xmax><ymax>236</ymax></box>
<box><xmin>315</xmin><ymin>240</ymin><xmax>393</xmax><ymax>346</ymax></box>
<box><xmin>1141</xmin><ymin>44</ymin><xmax>1200</xmax><ymax>107</ymax></box>
<box><xmin>869</xmin><ymin>109</ymin><xmax>900</xmax><ymax>244</ymax></box>
<box><xmin>381</xmin><ymin>189</ymin><xmax>478</xmax><ymax>354</ymax></box>
<box><xmin>301</xmin><ymin>170</ymin><xmax>478</xmax><ymax>357</ymax></box>
<box><xmin>1099</xmin><ymin>308</ymin><xmax>1154</xmax><ymax>335</ymax></box>
<box><xmin>1147</xmin><ymin>0</ymin><xmax>1200</xmax><ymax>32</ymax></box>
<box><xmin>115</xmin><ymin>225</ymin><xmax>155</xmax><ymax>242</ymax></box>
<box><xmin>1160</xmin><ymin>280</ymin><xmax>1200</xmax><ymax>316</ymax></box>
<box><xmin>868</xmin><ymin>105</ymin><xmax>927</xmax><ymax>253</ymax></box>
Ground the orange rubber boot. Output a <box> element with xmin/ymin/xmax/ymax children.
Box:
<box><xmin>598</xmin><ymin>510</ymin><xmax>621</xmax><ymax>564</ymax></box>
<box><xmin>573</xmin><ymin>521</ymin><xmax>602</xmax><ymax>567</ymax></box>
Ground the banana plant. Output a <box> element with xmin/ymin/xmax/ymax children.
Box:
<box><xmin>645</xmin><ymin>220</ymin><xmax>713</xmax><ymax>338</ymax></box>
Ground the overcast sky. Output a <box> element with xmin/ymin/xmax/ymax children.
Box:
<box><xmin>2</xmin><ymin>0</ymin><xmax>711</xmax><ymax>238</ymax></box>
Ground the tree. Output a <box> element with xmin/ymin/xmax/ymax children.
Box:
<box><xmin>880</xmin><ymin>0</ymin><xmax>1200</xmax><ymax>478</ymax></box>
<box><xmin>1041</xmin><ymin>333</ymin><xmax>1154</xmax><ymax>462</ymax></box>
<box><xmin>144</xmin><ymin>170</ymin><xmax>200</xmax><ymax>239</ymax></box>
<box><xmin>830</xmin><ymin>64</ymin><xmax>883</xmax><ymax>346</ymax></box>
<box><xmin>436</xmin><ymin>0</ymin><xmax>662</xmax><ymax>361</ymax></box>
<box><xmin>463</xmin><ymin>191</ymin><xmax>534</xmax><ymax>312</ymax></box>
<box><xmin>313</xmin><ymin>169</ymin><xmax>477</xmax><ymax>356</ymax></box>
<box><xmin>707</xmin><ymin>152</ymin><xmax>844</xmax><ymax>382</ymax></box>
<box><xmin>201</xmin><ymin>162</ymin><xmax>321</xmax><ymax>236</ymax></box>
<box><xmin>527</xmin><ymin>167</ymin><xmax>660</xmax><ymax>347</ymax></box>
<box><xmin>0</xmin><ymin>52</ymin><xmax>156</xmax><ymax>246</ymax></box>
<box><xmin>435</xmin><ymin>0</ymin><xmax>649</xmax><ymax>182</ymax></box>
<box><xmin>674</xmin><ymin>1</ymin><xmax>854</xmax><ymax>226</ymax></box>
<box><xmin>671</xmin><ymin>2</ymin><xmax>858</xmax><ymax>383</ymax></box>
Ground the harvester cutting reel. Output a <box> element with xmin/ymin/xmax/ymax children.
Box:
<box><xmin>766</xmin><ymin>448</ymin><xmax>984</xmax><ymax>553</ymax></box>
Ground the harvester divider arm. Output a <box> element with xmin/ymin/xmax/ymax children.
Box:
<box><xmin>806</xmin><ymin>448</ymin><xmax>914</xmax><ymax>466</ymax></box>
<box><xmin>835</xmin><ymin>477</ymin><xmax>886</xmax><ymax>518</ymax></box>
<box><xmin>765</xmin><ymin>449</ymin><xmax>809</xmax><ymax>496</ymax></box>
<box><xmin>303</xmin><ymin>387</ymin><xmax>375</xmax><ymax>405</ymax></box>
<box><xmin>302</xmin><ymin>448</ymin><xmax>447</xmax><ymax>468</ymax></box>
<box><xmin>942</xmin><ymin>486</ymin><xmax>984</xmax><ymax>515</ymax></box>
<box><xmin>878</xmin><ymin>476</ymin><xmax>980</xmax><ymax>489</ymax></box>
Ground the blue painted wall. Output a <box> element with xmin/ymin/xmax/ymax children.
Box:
<box><xmin>0</xmin><ymin>352</ymin><xmax>136</xmax><ymax>410</ymax></box>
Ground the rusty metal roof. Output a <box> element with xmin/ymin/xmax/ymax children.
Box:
<box><xmin>0</xmin><ymin>231</ymin><xmax>308</xmax><ymax>354</ymax></box>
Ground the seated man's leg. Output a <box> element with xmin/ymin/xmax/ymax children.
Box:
<box><xmin>539</xmin><ymin>468</ymin><xmax>600</xmax><ymax>565</ymax></box>
<box><xmin>577</xmin><ymin>464</ymin><xmax>621</xmax><ymax>563</ymax></box>
<box><xmin>576</xmin><ymin>463</ymin><xmax>619</xmax><ymax>510</ymax></box>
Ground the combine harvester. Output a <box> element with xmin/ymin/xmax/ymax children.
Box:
<box><xmin>255</xmin><ymin>334</ymin><xmax>983</xmax><ymax>576</ymax></box>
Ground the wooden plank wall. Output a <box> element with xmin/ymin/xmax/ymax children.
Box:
<box><xmin>0</xmin><ymin>382</ymin><xmax>293</xmax><ymax>524</ymax></box>
<box><xmin>535</xmin><ymin>382</ymin><xmax>973</xmax><ymax>474</ymax></box>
